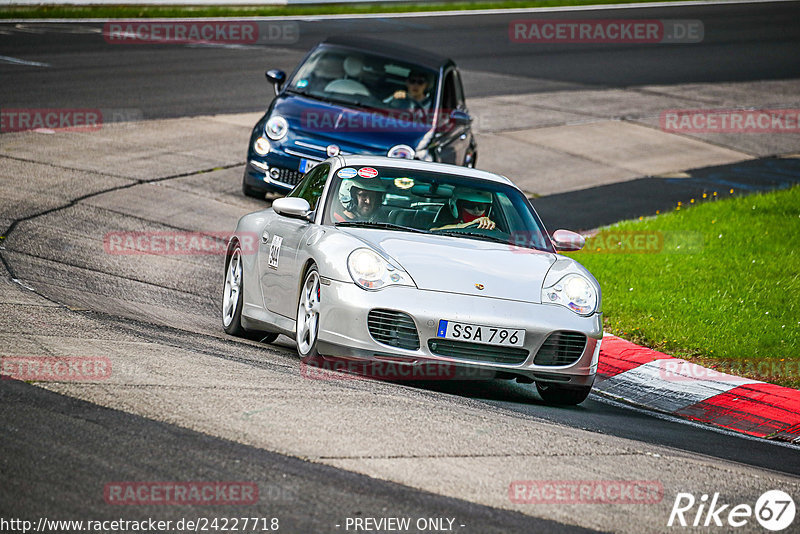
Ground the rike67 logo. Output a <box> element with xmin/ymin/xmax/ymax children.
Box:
<box><xmin>668</xmin><ymin>490</ymin><xmax>795</xmax><ymax>531</ymax></box>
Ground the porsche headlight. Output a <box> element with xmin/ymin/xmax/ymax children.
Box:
<box><xmin>347</xmin><ymin>249</ymin><xmax>415</xmax><ymax>290</ymax></box>
<box><xmin>253</xmin><ymin>136</ymin><xmax>271</xmax><ymax>156</ymax></box>
<box><xmin>387</xmin><ymin>144</ymin><xmax>415</xmax><ymax>159</ymax></box>
<box><xmin>265</xmin><ymin>116</ymin><xmax>288</xmax><ymax>141</ymax></box>
<box><xmin>542</xmin><ymin>274</ymin><xmax>598</xmax><ymax>316</ymax></box>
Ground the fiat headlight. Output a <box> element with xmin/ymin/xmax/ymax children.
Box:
<box><xmin>265</xmin><ymin>116</ymin><xmax>288</xmax><ymax>141</ymax></box>
<box><xmin>387</xmin><ymin>144</ymin><xmax>415</xmax><ymax>159</ymax></box>
<box><xmin>347</xmin><ymin>249</ymin><xmax>415</xmax><ymax>290</ymax></box>
<box><xmin>542</xmin><ymin>274</ymin><xmax>598</xmax><ymax>315</ymax></box>
<box><xmin>253</xmin><ymin>136</ymin><xmax>271</xmax><ymax>156</ymax></box>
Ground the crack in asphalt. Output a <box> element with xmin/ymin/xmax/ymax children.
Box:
<box><xmin>0</xmin><ymin>158</ymin><xmax>244</xmax><ymax>311</ymax></box>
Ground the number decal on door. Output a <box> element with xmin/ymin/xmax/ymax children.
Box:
<box><xmin>268</xmin><ymin>235</ymin><xmax>283</xmax><ymax>270</ymax></box>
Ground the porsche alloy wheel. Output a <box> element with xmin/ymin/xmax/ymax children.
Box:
<box><xmin>296</xmin><ymin>266</ymin><xmax>321</xmax><ymax>357</ymax></box>
<box><xmin>223</xmin><ymin>243</ymin><xmax>278</xmax><ymax>343</ymax></box>
<box><xmin>222</xmin><ymin>246</ymin><xmax>244</xmax><ymax>333</ymax></box>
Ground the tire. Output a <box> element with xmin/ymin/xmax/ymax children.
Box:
<box><xmin>536</xmin><ymin>380</ymin><xmax>593</xmax><ymax>406</ymax></box>
<box><xmin>295</xmin><ymin>265</ymin><xmax>321</xmax><ymax>358</ymax></box>
<box><xmin>222</xmin><ymin>243</ymin><xmax>279</xmax><ymax>343</ymax></box>
<box><xmin>242</xmin><ymin>180</ymin><xmax>265</xmax><ymax>200</ymax></box>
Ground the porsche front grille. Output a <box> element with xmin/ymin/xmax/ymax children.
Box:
<box><xmin>533</xmin><ymin>331</ymin><xmax>587</xmax><ymax>366</ymax></box>
<box><xmin>427</xmin><ymin>339</ymin><xmax>529</xmax><ymax>365</ymax></box>
<box><xmin>367</xmin><ymin>309</ymin><xmax>420</xmax><ymax>350</ymax></box>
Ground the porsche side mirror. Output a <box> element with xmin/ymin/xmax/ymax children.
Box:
<box><xmin>265</xmin><ymin>69</ymin><xmax>287</xmax><ymax>96</ymax></box>
<box><xmin>552</xmin><ymin>229</ymin><xmax>585</xmax><ymax>251</ymax></box>
<box><xmin>272</xmin><ymin>197</ymin><xmax>313</xmax><ymax>221</ymax></box>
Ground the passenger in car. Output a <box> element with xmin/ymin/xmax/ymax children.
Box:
<box><xmin>432</xmin><ymin>188</ymin><xmax>496</xmax><ymax>230</ymax></box>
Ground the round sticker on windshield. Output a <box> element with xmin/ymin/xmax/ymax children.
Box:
<box><xmin>357</xmin><ymin>167</ymin><xmax>379</xmax><ymax>179</ymax></box>
<box><xmin>337</xmin><ymin>168</ymin><xmax>358</xmax><ymax>179</ymax></box>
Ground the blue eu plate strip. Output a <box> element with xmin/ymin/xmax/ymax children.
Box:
<box><xmin>437</xmin><ymin>320</ymin><xmax>448</xmax><ymax>338</ymax></box>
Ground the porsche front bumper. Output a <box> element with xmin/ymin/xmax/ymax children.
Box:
<box><xmin>315</xmin><ymin>279</ymin><xmax>602</xmax><ymax>385</ymax></box>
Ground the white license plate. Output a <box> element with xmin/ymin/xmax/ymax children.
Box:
<box><xmin>299</xmin><ymin>158</ymin><xmax>317</xmax><ymax>173</ymax></box>
<box><xmin>436</xmin><ymin>320</ymin><xmax>525</xmax><ymax>347</ymax></box>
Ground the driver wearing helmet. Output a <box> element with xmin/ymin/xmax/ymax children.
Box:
<box><xmin>432</xmin><ymin>187</ymin><xmax>496</xmax><ymax>230</ymax></box>
<box><xmin>333</xmin><ymin>178</ymin><xmax>386</xmax><ymax>223</ymax></box>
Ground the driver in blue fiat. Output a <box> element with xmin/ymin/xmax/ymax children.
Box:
<box><xmin>432</xmin><ymin>188</ymin><xmax>496</xmax><ymax>230</ymax></box>
<box><xmin>384</xmin><ymin>70</ymin><xmax>433</xmax><ymax>111</ymax></box>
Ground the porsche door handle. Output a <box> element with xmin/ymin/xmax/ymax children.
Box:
<box><xmin>261</xmin><ymin>230</ymin><xmax>270</xmax><ymax>244</ymax></box>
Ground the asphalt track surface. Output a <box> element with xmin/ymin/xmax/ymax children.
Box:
<box><xmin>2</xmin><ymin>2</ymin><xmax>800</xmax><ymax>532</ymax></box>
<box><xmin>1</xmin><ymin>2</ymin><xmax>799</xmax><ymax>118</ymax></box>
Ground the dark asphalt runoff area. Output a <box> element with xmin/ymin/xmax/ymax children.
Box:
<box><xmin>1</xmin><ymin>2</ymin><xmax>799</xmax><ymax>118</ymax></box>
<box><xmin>1</xmin><ymin>379</ymin><xmax>596</xmax><ymax>534</ymax></box>
<box><xmin>2</xmin><ymin>2</ymin><xmax>800</xmax><ymax>532</ymax></box>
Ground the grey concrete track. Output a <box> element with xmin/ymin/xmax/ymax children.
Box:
<box><xmin>0</xmin><ymin>112</ymin><xmax>798</xmax><ymax>533</ymax></box>
<box><xmin>1</xmin><ymin>3</ymin><xmax>800</xmax><ymax>532</ymax></box>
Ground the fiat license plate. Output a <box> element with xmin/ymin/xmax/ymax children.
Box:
<box><xmin>436</xmin><ymin>320</ymin><xmax>525</xmax><ymax>347</ymax></box>
<box><xmin>299</xmin><ymin>158</ymin><xmax>317</xmax><ymax>173</ymax></box>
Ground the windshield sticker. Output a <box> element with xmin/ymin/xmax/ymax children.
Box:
<box><xmin>296</xmin><ymin>79</ymin><xmax>309</xmax><ymax>89</ymax></box>
<box><xmin>337</xmin><ymin>168</ymin><xmax>357</xmax><ymax>179</ymax></box>
<box><xmin>357</xmin><ymin>167</ymin><xmax>379</xmax><ymax>179</ymax></box>
<box><xmin>394</xmin><ymin>177</ymin><xmax>414</xmax><ymax>189</ymax></box>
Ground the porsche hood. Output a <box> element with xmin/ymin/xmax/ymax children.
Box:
<box><xmin>341</xmin><ymin>229</ymin><xmax>556</xmax><ymax>303</ymax></box>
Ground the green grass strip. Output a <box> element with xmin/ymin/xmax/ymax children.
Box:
<box><xmin>2</xmin><ymin>0</ymin><xmax>687</xmax><ymax>20</ymax></box>
<box><xmin>566</xmin><ymin>184</ymin><xmax>800</xmax><ymax>389</ymax></box>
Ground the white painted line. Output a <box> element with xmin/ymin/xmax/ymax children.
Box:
<box><xmin>2</xmin><ymin>0</ymin><xmax>796</xmax><ymax>23</ymax></box>
<box><xmin>595</xmin><ymin>359</ymin><xmax>759</xmax><ymax>413</ymax></box>
<box><xmin>0</xmin><ymin>55</ymin><xmax>50</xmax><ymax>68</ymax></box>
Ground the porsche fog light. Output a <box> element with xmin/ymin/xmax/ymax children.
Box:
<box><xmin>387</xmin><ymin>144</ymin><xmax>415</xmax><ymax>159</ymax></box>
<box><xmin>543</xmin><ymin>274</ymin><xmax>597</xmax><ymax>315</ymax></box>
<box><xmin>254</xmin><ymin>136</ymin><xmax>271</xmax><ymax>156</ymax></box>
<box><xmin>347</xmin><ymin>248</ymin><xmax>415</xmax><ymax>290</ymax></box>
<box><xmin>265</xmin><ymin>116</ymin><xmax>288</xmax><ymax>141</ymax></box>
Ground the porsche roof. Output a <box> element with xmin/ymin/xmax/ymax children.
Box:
<box><xmin>336</xmin><ymin>155</ymin><xmax>514</xmax><ymax>186</ymax></box>
<box><xmin>321</xmin><ymin>36</ymin><xmax>453</xmax><ymax>71</ymax></box>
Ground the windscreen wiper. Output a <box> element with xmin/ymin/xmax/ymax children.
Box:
<box><xmin>433</xmin><ymin>230</ymin><xmax>510</xmax><ymax>245</ymax></box>
<box><xmin>335</xmin><ymin>221</ymin><xmax>428</xmax><ymax>234</ymax></box>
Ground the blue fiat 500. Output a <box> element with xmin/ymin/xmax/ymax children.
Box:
<box><xmin>242</xmin><ymin>36</ymin><xmax>477</xmax><ymax>198</ymax></box>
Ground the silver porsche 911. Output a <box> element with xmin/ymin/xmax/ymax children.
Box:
<box><xmin>222</xmin><ymin>156</ymin><xmax>602</xmax><ymax>404</ymax></box>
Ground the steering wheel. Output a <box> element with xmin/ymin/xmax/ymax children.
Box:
<box><xmin>389</xmin><ymin>97</ymin><xmax>425</xmax><ymax>113</ymax></box>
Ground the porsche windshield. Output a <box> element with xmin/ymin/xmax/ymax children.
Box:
<box><xmin>324</xmin><ymin>167</ymin><xmax>553</xmax><ymax>252</ymax></box>
<box><xmin>287</xmin><ymin>47</ymin><xmax>439</xmax><ymax>114</ymax></box>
